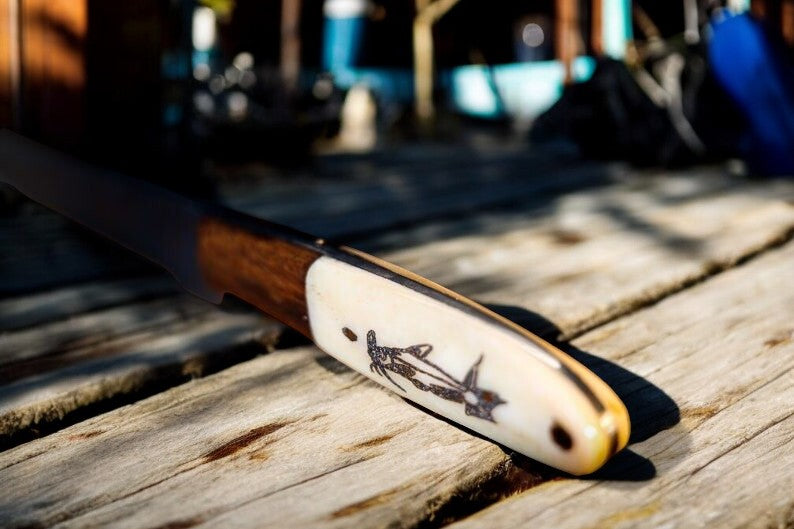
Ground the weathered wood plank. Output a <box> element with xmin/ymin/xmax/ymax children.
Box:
<box><xmin>1</xmin><ymin>145</ymin><xmax>592</xmax><ymax>296</ymax></box>
<box><xmin>378</xmin><ymin>171</ymin><xmax>794</xmax><ymax>338</ymax></box>
<box><xmin>0</xmin><ymin>204</ymin><xmax>286</xmax><ymax>437</ymax></box>
<box><xmin>0</xmin><ymin>275</ymin><xmax>175</xmax><ymax>332</ymax></box>
<box><xmin>0</xmin><ymin>309</ymin><xmax>280</xmax><ymax>437</ymax></box>
<box><xmin>0</xmin><ymin>295</ymin><xmax>210</xmax><ymax>365</ymax></box>
<box><xmin>220</xmin><ymin>145</ymin><xmax>609</xmax><ymax>239</ymax></box>
<box><xmin>1</xmin><ymin>205</ymin><xmax>793</xmax><ymax>528</ymax></box>
<box><xmin>0</xmin><ymin>282</ymin><xmax>282</xmax><ymax>438</ymax></box>
<box><xmin>444</xmin><ymin>241</ymin><xmax>794</xmax><ymax>529</ymax></box>
<box><xmin>0</xmin><ymin>347</ymin><xmax>506</xmax><ymax>529</ymax></box>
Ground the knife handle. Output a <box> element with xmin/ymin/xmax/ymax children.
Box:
<box><xmin>197</xmin><ymin>214</ymin><xmax>630</xmax><ymax>475</ymax></box>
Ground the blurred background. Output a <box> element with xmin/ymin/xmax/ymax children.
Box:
<box><xmin>0</xmin><ymin>0</ymin><xmax>792</xmax><ymax>199</ymax></box>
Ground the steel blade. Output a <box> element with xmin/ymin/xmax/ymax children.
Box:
<box><xmin>0</xmin><ymin>131</ymin><xmax>222</xmax><ymax>303</ymax></box>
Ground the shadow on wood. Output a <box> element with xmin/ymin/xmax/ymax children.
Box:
<box><xmin>486</xmin><ymin>303</ymin><xmax>683</xmax><ymax>478</ymax></box>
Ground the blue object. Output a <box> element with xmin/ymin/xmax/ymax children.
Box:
<box><xmin>448</xmin><ymin>58</ymin><xmax>597</xmax><ymax>119</ymax></box>
<box><xmin>330</xmin><ymin>67</ymin><xmax>416</xmax><ymax>103</ymax></box>
<box><xmin>321</xmin><ymin>1</ymin><xmax>414</xmax><ymax>103</ymax></box>
<box><xmin>323</xmin><ymin>17</ymin><xmax>366</xmax><ymax>70</ymax></box>
<box><xmin>708</xmin><ymin>12</ymin><xmax>794</xmax><ymax>174</ymax></box>
<box><xmin>322</xmin><ymin>0</ymin><xmax>368</xmax><ymax>71</ymax></box>
<box><xmin>602</xmin><ymin>0</ymin><xmax>632</xmax><ymax>58</ymax></box>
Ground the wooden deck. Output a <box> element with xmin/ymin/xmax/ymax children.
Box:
<box><xmin>2</xmin><ymin>142</ymin><xmax>794</xmax><ymax>528</ymax></box>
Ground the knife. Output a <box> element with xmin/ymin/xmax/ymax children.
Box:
<box><xmin>0</xmin><ymin>131</ymin><xmax>629</xmax><ymax>475</ymax></box>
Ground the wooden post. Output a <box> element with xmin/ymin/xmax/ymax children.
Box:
<box><xmin>19</xmin><ymin>0</ymin><xmax>87</xmax><ymax>144</ymax></box>
<box><xmin>413</xmin><ymin>0</ymin><xmax>461</xmax><ymax>124</ymax></box>
<box><xmin>280</xmin><ymin>0</ymin><xmax>302</xmax><ymax>93</ymax></box>
<box><xmin>751</xmin><ymin>0</ymin><xmax>769</xmax><ymax>19</ymax></box>
<box><xmin>413</xmin><ymin>0</ymin><xmax>433</xmax><ymax>122</ymax></box>
<box><xmin>782</xmin><ymin>0</ymin><xmax>794</xmax><ymax>46</ymax></box>
<box><xmin>0</xmin><ymin>0</ymin><xmax>20</xmax><ymax>128</ymax></box>
<box><xmin>555</xmin><ymin>0</ymin><xmax>578</xmax><ymax>84</ymax></box>
<box><xmin>683</xmin><ymin>0</ymin><xmax>700</xmax><ymax>43</ymax></box>
<box><xmin>591</xmin><ymin>0</ymin><xmax>603</xmax><ymax>56</ymax></box>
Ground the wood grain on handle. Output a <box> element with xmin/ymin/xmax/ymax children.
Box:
<box><xmin>197</xmin><ymin>216</ymin><xmax>322</xmax><ymax>337</ymax></box>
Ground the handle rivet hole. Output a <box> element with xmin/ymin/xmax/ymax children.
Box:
<box><xmin>342</xmin><ymin>327</ymin><xmax>358</xmax><ymax>342</ymax></box>
<box><xmin>551</xmin><ymin>422</ymin><xmax>573</xmax><ymax>451</ymax></box>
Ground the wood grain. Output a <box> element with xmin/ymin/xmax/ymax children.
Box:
<box><xmin>197</xmin><ymin>216</ymin><xmax>321</xmax><ymax>337</ymax></box>
<box><xmin>0</xmin><ymin>295</ymin><xmax>208</xmax><ymax>371</ymax></box>
<box><xmin>0</xmin><ymin>276</ymin><xmax>176</xmax><ymax>332</ymax></box>
<box><xmin>0</xmin><ymin>309</ymin><xmax>280</xmax><ymax>441</ymax></box>
<box><xmin>0</xmin><ymin>0</ymin><xmax>18</xmax><ymax>127</ymax></box>
<box><xmin>0</xmin><ymin>347</ymin><xmax>506</xmax><ymax>529</ymax></box>
<box><xmin>447</xmin><ymin>241</ymin><xmax>794</xmax><ymax>529</ymax></box>
<box><xmin>3</xmin><ymin>167</ymin><xmax>794</xmax><ymax>446</ymax></box>
<box><xmin>220</xmin><ymin>145</ymin><xmax>608</xmax><ymax>240</ymax></box>
<box><xmin>18</xmin><ymin>0</ymin><xmax>86</xmax><ymax>144</ymax></box>
<box><xmin>378</xmin><ymin>170</ymin><xmax>794</xmax><ymax>339</ymax></box>
<box><xmin>1</xmin><ymin>188</ymin><xmax>794</xmax><ymax>528</ymax></box>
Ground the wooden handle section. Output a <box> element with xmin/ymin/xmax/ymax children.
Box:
<box><xmin>197</xmin><ymin>216</ymin><xmax>322</xmax><ymax>337</ymax></box>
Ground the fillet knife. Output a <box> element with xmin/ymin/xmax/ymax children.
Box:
<box><xmin>0</xmin><ymin>131</ymin><xmax>629</xmax><ymax>475</ymax></box>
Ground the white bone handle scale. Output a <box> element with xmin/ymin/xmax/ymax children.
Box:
<box><xmin>0</xmin><ymin>131</ymin><xmax>630</xmax><ymax>475</ymax></box>
<box><xmin>302</xmin><ymin>249</ymin><xmax>630</xmax><ymax>475</ymax></box>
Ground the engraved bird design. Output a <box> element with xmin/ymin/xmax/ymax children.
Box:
<box><xmin>345</xmin><ymin>328</ymin><xmax>506</xmax><ymax>422</ymax></box>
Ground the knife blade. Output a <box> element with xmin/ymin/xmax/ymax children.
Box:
<box><xmin>0</xmin><ymin>131</ymin><xmax>629</xmax><ymax>475</ymax></box>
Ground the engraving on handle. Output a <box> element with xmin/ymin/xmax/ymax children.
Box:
<box><xmin>343</xmin><ymin>328</ymin><xmax>507</xmax><ymax>422</ymax></box>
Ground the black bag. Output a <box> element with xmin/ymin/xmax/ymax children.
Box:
<box><xmin>531</xmin><ymin>56</ymin><xmax>743</xmax><ymax>167</ymax></box>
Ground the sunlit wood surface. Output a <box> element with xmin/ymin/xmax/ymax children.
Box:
<box><xmin>2</xmin><ymin>142</ymin><xmax>794</xmax><ymax>528</ymax></box>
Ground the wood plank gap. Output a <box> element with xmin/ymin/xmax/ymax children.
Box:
<box><xmin>558</xmin><ymin>222</ymin><xmax>794</xmax><ymax>341</ymax></box>
<box><xmin>337</xmin><ymin>165</ymin><xmax>609</xmax><ymax>249</ymax></box>
<box><xmin>0</xmin><ymin>321</ymin><xmax>282</xmax><ymax>450</ymax></box>
<box><xmin>410</xmin><ymin>458</ymin><xmax>555</xmax><ymax>529</ymax></box>
<box><xmin>0</xmin><ymin>275</ymin><xmax>176</xmax><ymax>332</ymax></box>
<box><xmin>686</xmin><ymin>406</ymin><xmax>794</xmax><ymax>479</ymax></box>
